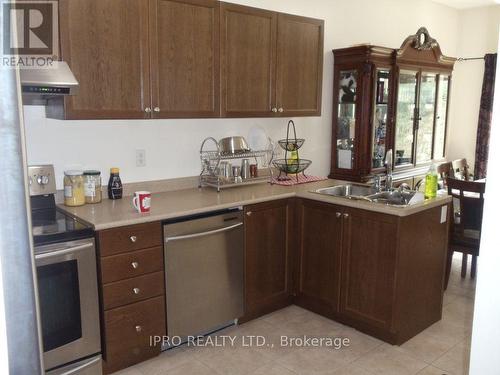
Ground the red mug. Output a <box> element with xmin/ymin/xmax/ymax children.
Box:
<box><xmin>132</xmin><ymin>191</ymin><xmax>151</xmax><ymax>213</ymax></box>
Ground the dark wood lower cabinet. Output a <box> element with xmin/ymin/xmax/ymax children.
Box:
<box><xmin>294</xmin><ymin>199</ymin><xmax>449</xmax><ymax>345</ymax></box>
<box><xmin>338</xmin><ymin>208</ymin><xmax>398</xmax><ymax>340</ymax></box>
<box><xmin>242</xmin><ymin>199</ymin><xmax>294</xmax><ymax>321</ymax></box>
<box><xmin>103</xmin><ymin>296</ymin><xmax>166</xmax><ymax>374</ymax></box>
<box><xmin>294</xmin><ymin>199</ymin><xmax>342</xmax><ymax>318</ymax></box>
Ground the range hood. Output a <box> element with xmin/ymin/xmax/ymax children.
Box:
<box><xmin>20</xmin><ymin>61</ymin><xmax>79</xmax><ymax>105</ymax></box>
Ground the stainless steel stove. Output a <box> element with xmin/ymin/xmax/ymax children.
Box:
<box><xmin>29</xmin><ymin>165</ymin><xmax>102</xmax><ymax>375</ymax></box>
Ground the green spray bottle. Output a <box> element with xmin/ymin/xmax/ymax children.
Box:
<box><xmin>424</xmin><ymin>161</ymin><xmax>438</xmax><ymax>198</ymax></box>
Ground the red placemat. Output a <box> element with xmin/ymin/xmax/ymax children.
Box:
<box><xmin>271</xmin><ymin>174</ymin><xmax>328</xmax><ymax>186</ymax></box>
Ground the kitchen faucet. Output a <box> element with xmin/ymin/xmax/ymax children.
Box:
<box><xmin>385</xmin><ymin>149</ymin><xmax>393</xmax><ymax>191</ymax></box>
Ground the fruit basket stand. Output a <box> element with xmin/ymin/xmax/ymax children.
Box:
<box><xmin>199</xmin><ymin>137</ymin><xmax>274</xmax><ymax>192</ymax></box>
<box><xmin>272</xmin><ymin>120</ymin><xmax>312</xmax><ymax>182</ymax></box>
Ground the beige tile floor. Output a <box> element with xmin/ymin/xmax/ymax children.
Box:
<box><xmin>115</xmin><ymin>254</ymin><xmax>476</xmax><ymax>375</ymax></box>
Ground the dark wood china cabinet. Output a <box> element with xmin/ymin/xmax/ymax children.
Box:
<box><xmin>329</xmin><ymin>28</ymin><xmax>456</xmax><ymax>183</ymax></box>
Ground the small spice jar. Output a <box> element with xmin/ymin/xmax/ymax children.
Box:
<box><xmin>83</xmin><ymin>170</ymin><xmax>102</xmax><ymax>204</ymax></box>
<box><xmin>64</xmin><ymin>170</ymin><xmax>85</xmax><ymax>207</ymax></box>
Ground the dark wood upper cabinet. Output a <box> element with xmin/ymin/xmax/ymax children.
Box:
<box><xmin>243</xmin><ymin>199</ymin><xmax>294</xmax><ymax>321</ymax></box>
<box><xmin>51</xmin><ymin>1</ymin><xmax>323</xmax><ymax>119</ymax></box>
<box><xmin>53</xmin><ymin>0</ymin><xmax>151</xmax><ymax>119</ymax></box>
<box><xmin>220</xmin><ymin>2</ymin><xmax>323</xmax><ymax>117</ymax></box>
<box><xmin>220</xmin><ymin>3</ymin><xmax>277</xmax><ymax>117</ymax></box>
<box><xmin>295</xmin><ymin>199</ymin><xmax>342</xmax><ymax>318</ymax></box>
<box><xmin>150</xmin><ymin>0</ymin><xmax>220</xmax><ymax>118</ymax></box>
<box><xmin>276</xmin><ymin>14</ymin><xmax>323</xmax><ymax>116</ymax></box>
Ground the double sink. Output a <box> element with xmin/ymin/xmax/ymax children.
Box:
<box><xmin>313</xmin><ymin>184</ymin><xmax>418</xmax><ymax>207</ymax></box>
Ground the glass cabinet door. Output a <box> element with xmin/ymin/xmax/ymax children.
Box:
<box><xmin>416</xmin><ymin>73</ymin><xmax>437</xmax><ymax>164</ymax></box>
<box><xmin>372</xmin><ymin>70</ymin><xmax>390</xmax><ymax>168</ymax></box>
<box><xmin>395</xmin><ymin>71</ymin><xmax>418</xmax><ymax>166</ymax></box>
<box><xmin>433</xmin><ymin>75</ymin><xmax>450</xmax><ymax>159</ymax></box>
<box><xmin>336</xmin><ymin>70</ymin><xmax>357</xmax><ymax>169</ymax></box>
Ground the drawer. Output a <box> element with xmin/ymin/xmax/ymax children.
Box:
<box><xmin>103</xmin><ymin>296</ymin><xmax>165</xmax><ymax>374</ymax></box>
<box><xmin>103</xmin><ymin>271</ymin><xmax>164</xmax><ymax>310</ymax></box>
<box><xmin>100</xmin><ymin>246</ymin><xmax>164</xmax><ymax>284</ymax></box>
<box><xmin>98</xmin><ymin>222</ymin><xmax>162</xmax><ymax>256</ymax></box>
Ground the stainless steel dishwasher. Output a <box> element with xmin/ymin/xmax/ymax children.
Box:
<box><xmin>163</xmin><ymin>209</ymin><xmax>244</xmax><ymax>342</ymax></box>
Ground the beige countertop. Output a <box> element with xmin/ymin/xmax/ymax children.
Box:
<box><xmin>60</xmin><ymin>179</ymin><xmax>452</xmax><ymax>230</ymax></box>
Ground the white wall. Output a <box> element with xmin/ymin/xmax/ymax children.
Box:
<box><xmin>23</xmin><ymin>0</ymin><xmax>462</xmax><ymax>189</ymax></box>
<box><xmin>469</xmin><ymin>33</ymin><xmax>500</xmax><ymax>374</ymax></box>
<box><xmin>446</xmin><ymin>5</ymin><xmax>500</xmax><ymax>170</ymax></box>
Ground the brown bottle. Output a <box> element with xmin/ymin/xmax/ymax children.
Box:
<box><xmin>107</xmin><ymin>167</ymin><xmax>123</xmax><ymax>199</ymax></box>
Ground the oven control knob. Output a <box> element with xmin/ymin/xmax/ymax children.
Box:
<box><xmin>133</xmin><ymin>287</ymin><xmax>140</xmax><ymax>295</ymax></box>
<box><xmin>135</xmin><ymin>325</ymin><xmax>142</xmax><ymax>333</ymax></box>
<box><xmin>37</xmin><ymin>175</ymin><xmax>49</xmax><ymax>185</ymax></box>
<box><xmin>131</xmin><ymin>261</ymin><xmax>139</xmax><ymax>269</ymax></box>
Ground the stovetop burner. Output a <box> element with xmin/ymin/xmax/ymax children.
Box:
<box><xmin>31</xmin><ymin>197</ymin><xmax>94</xmax><ymax>247</ymax></box>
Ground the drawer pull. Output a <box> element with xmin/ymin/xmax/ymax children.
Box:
<box><xmin>335</xmin><ymin>212</ymin><xmax>341</xmax><ymax>218</ymax></box>
<box><xmin>133</xmin><ymin>287</ymin><xmax>141</xmax><ymax>295</ymax></box>
<box><xmin>130</xmin><ymin>236</ymin><xmax>137</xmax><ymax>243</ymax></box>
<box><xmin>135</xmin><ymin>325</ymin><xmax>142</xmax><ymax>333</ymax></box>
<box><xmin>131</xmin><ymin>261</ymin><xmax>139</xmax><ymax>269</ymax></box>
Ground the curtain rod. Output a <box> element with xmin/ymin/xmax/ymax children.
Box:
<box><xmin>457</xmin><ymin>57</ymin><xmax>485</xmax><ymax>62</ymax></box>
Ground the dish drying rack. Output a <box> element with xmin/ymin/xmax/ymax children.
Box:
<box><xmin>199</xmin><ymin>137</ymin><xmax>274</xmax><ymax>192</ymax></box>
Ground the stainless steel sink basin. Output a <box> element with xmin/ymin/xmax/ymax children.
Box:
<box><xmin>314</xmin><ymin>184</ymin><xmax>419</xmax><ymax>207</ymax></box>
<box><xmin>314</xmin><ymin>184</ymin><xmax>377</xmax><ymax>199</ymax></box>
<box><xmin>366</xmin><ymin>190</ymin><xmax>416</xmax><ymax>206</ymax></box>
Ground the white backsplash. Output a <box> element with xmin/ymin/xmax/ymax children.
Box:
<box><xmin>23</xmin><ymin>105</ymin><xmax>332</xmax><ymax>189</ymax></box>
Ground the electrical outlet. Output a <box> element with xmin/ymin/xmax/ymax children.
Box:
<box><xmin>136</xmin><ymin>149</ymin><xmax>146</xmax><ymax>167</ymax></box>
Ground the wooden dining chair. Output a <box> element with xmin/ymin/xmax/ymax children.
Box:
<box><xmin>444</xmin><ymin>178</ymin><xmax>486</xmax><ymax>289</ymax></box>
<box><xmin>437</xmin><ymin>162</ymin><xmax>453</xmax><ymax>188</ymax></box>
<box><xmin>452</xmin><ymin>158</ymin><xmax>472</xmax><ymax>181</ymax></box>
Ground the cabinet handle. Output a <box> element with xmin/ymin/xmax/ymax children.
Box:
<box><xmin>335</xmin><ymin>212</ymin><xmax>342</xmax><ymax>218</ymax></box>
<box><xmin>271</xmin><ymin>107</ymin><xmax>278</xmax><ymax>113</ymax></box>
<box><xmin>135</xmin><ymin>325</ymin><xmax>142</xmax><ymax>333</ymax></box>
<box><xmin>130</xmin><ymin>235</ymin><xmax>137</xmax><ymax>243</ymax></box>
<box><xmin>131</xmin><ymin>261</ymin><xmax>139</xmax><ymax>269</ymax></box>
<box><xmin>246</xmin><ymin>211</ymin><xmax>252</xmax><ymax>216</ymax></box>
<box><xmin>153</xmin><ymin>107</ymin><xmax>160</xmax><ymax>113</ymax></box>
<box><xmin>144</xmin><ymin>107</ymin><xmax>151</xmax><ymax>113</ymax></box>
<box><xmin>278</xmin><ymin>107</ymin><xmax>284</xmax><ymax>113</ymax></box>
<box><xmin>343</xmin><ymin>213</ymin><xmax>349</xmax><ymax>219</ymax></box>
<box><xmin>133</xmin><ymin>287</ymin><xmax>140</xmax><ymax>295</ymax></box>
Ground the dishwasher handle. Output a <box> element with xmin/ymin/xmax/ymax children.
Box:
<box><xmin>165</xmin><ymin>222</ymin><xmax>243</xmax><ymax>243</ymax></box>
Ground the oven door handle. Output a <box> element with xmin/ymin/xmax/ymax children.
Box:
<box><xmin>35</xmin><ymin>242</ymin><xmax>93</xmax><ymax>260</ymax></box>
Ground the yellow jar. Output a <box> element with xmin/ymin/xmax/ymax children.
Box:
<box><xmin>64</xmin><ymin>170</ymin><xmax>85</xmax><ymax>206</ymax></box>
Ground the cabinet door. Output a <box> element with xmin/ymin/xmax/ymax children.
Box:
<box><xmin>295</xmin><ymin>200</ymin><xmax>342</xmax><ymax>317</ymax></box>
<box><xmin>415</xmin><ymin>73</ymin><xmax>438</xmax><ymax>164</ymax></box>
<box><xmin>57</xmin><ymin>0</ymin><xmax>151</xmax><ymax>119</ymax></box>
<box><xmin>394</xmin><ymin>70</ymin><xmax>418</xmax><ymax>166</ymax></box>
<box><xmin>334</xmin><ymin>68</ymin><xmax>360</xmax><ymax>171</ymax></box>
<box><xmin>220</xmin><ymin>3</ymin><xmax>277</xmax><ymax>117</ymax></box>
<box><xmin>276</xmin><ymin>14</ymin><xmax>323</xmax><ymax>116</ymax></box>
<box><xmin>244</xmin><ymin>200</ymin><xmax>293</xmax><ymax>320</ymax></box>
<box><xmin>150</xmin><ymin>0</ymin><xmax>220</xmax><ymax>118</ymax></box>
<box><xmin>340</xmin><ymin>208</ymin><xmax>398</xmax><ymax>331</ymax></box>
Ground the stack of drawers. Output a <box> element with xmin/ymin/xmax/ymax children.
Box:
<box><xmin>97</xmin><ymin>222</ymin><xmax>166</xmax><ymax>374</ymax></box>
